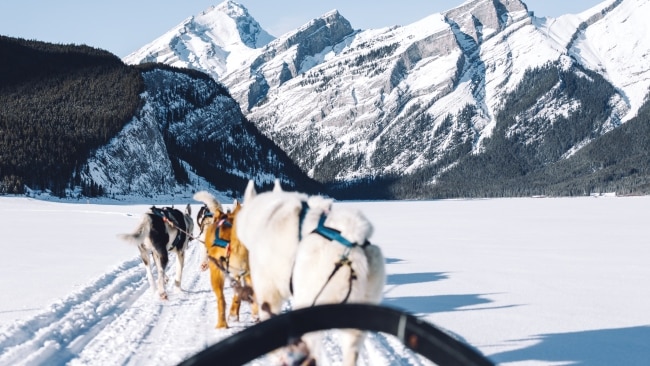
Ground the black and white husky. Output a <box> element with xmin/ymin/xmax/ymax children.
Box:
<box><xmin>118</xmin><ymin>205</ymin><xmax>194</xmax><ymax>300</ymax></box>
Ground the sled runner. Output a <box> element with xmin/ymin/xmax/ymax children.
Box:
<box><xmin>178</xmin><ymin>303</ymin><xmax>494</xmax><ymax>366</ymax></box>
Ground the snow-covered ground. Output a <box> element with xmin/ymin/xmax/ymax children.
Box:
<box><xmin>0</xmin><ymin>194</ymin><xmax>649</xmax><ymax>365</ymax></box>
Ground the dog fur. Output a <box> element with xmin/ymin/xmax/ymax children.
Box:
<box><xmin>193</xmin><ymin>191</ymin><xmax>258</xmax><ymax>328</ymax></box>
<box><xmin>236</xmin><ymin>180</ymin><xmax>386</xmax><ymax>366</ymax></box>
<box><xmin>118</xmin><ymin>205</ymin><xmax>194</xmax><ymax>300</ymax></box>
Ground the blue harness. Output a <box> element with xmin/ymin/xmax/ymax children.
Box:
<box><xmin>212</xmin><ymin>216</ymin><xmax>232</xmax><ymax>248</ymax></box>
<box><xmin>293</xmin><ymin>201</ymin><xmax>369</xmax><ymax>304</ymax></box>
<box><xmin>312</xmin><ymin>213</ymin><xmax>355</xmax><ymax>248</ymax></box>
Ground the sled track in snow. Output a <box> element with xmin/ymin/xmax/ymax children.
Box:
<box><xmin>0</xmin><ymin>242</ymin><xmax>263</xmax><ymax>366</ymax></box>
<box><xmin>0</xmin><ymin>258</ymin><xmax>147</xmax><ymax>365</ymax></box>
<box><xmin>0</xmin><ymin>238</ymin><xmax>471</xmax><ymax>366</ymax></box>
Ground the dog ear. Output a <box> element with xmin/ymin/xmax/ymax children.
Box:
<box><xmin>233</xmin><ymin>199</ymin><xmax>242</xmax><ymax>212</ymax></box>
<box><xmin>273</xmin><ymin>178</ymin><xmax>283</xmax><ymax>193</ymax></box>
<box><xmin>185</xmin><ymin>203</ymin><xmax>191</xmax><ymax>216</ymax></box>
<box><xmin>243</xmin><ymin>180</ymin><xmax>257</xmax><ymax>203</ymax></box>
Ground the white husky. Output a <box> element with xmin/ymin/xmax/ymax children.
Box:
<box><xmin>236</xmin><ymin>180</ymin><xmax>385</xmax><ymax>365</ymax></box>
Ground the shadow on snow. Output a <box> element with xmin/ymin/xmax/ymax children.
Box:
<box><xmin>490</xmin><ymin>325</ymin><xmax>650</xmax><ymax>366</ymax></box>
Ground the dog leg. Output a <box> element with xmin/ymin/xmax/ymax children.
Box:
<box><xmin>298</xmin><ymin>333</ymin><xmax>321</xmax><ymax>366</ymax></box>
<box><xmin>138</xmin><ymin>245</ymin><xmax>157</xmax><ymax>295</ymax></box>
<box><xmin>174</xmin><ymin>248</ymin><xmax>184</xmax><ymax>291</ymax></box>
<box><xmin>259</xmin><ymin>297</ymin><xmax>285</xmax><ymax>321</ymax></box>
<box><xmin>153</xmin><ymin>252</ymin><xmax>168</xmax><ymax>300</ymax></box>
<box><xmin>209</xmin><ymin>265</ymin><xmax>228</xmax><ymax>328</ymax></box>
<box><xmin>339</xmin><ymin>329</ymin><xmax>365</xmax><ymax>366</ymax></box>
<box><xmin>281</xmin><ymin>338</ymin><xmax>315</xmax><ymax>366</ymax></box>
<box><xmin>228</xmin><ymin>279</ymin><xmax>241</xmax><ymax>322</ymax></box>
<box><xmin>244</xmin><ymin>273</ymin><xmax>259</xmax><ymax>322</ymax></box>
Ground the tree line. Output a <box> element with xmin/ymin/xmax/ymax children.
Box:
<box><xmin>328</xmin><ymin>63</ymin><xmax>650</xmax><ymax>199</ymax></box>
<box><xmin>2</xmin><ymin>35</ymin><xmax>648</xmax><ymax>200</ymax></box>
<box><xmin>0</xmin><ymin>35</ymin><xmax>143</xmax><ymax>195</ymax></box>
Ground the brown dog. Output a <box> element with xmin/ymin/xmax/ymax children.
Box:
<box><xmin>194</xmin><ymin>191</ymin><xmax>258</xmax><ymax>328</ymax></box>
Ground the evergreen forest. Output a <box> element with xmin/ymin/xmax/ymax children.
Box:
<box><xmin>0</xmin><ymin>35</ymin><xmax>143</xmax><ymax>195</ymax></box>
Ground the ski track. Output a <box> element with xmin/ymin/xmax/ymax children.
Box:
<box><xmin>0</xmin><ymin>238</ymin><xmax>410</xmax><ymax>365</ymax></box>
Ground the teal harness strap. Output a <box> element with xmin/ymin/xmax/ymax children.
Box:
<box><xmin>309</xmin><ymin>212</ymin><xmax>359</xmax><ymax>305</ymax></box>
<box><xmin>311</xmin><ymin>213</ymin><xmax>355</xmax><ymax>248</ymax></box>
<box><xmin>212</xmin><ymin>217</ymin><xmax>232</xmax><ymax>248</ymax></box>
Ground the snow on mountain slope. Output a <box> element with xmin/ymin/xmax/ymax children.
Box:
<box><xmin>80</xmin><ymin>67</ymin><xmax>318</xmax><ymax>199</ymax></box>
<box><xmin>570</xmin><ymin>0</ymin><xmax>650</xmax><ymax>121</ymax></box>
<box><xmin>123</xmin><ymin>0</ymin><xmax>650</xmax><ymax>194</ymax></box>
<box><xmin>123</xmin><ymin>1</ymin><xmax>273</xmax><ymax>78</ymax></box>
<box><xmin>235</xmin><ymin>0</ymin><xmax>584</xmax><ymax>179</ymax></box>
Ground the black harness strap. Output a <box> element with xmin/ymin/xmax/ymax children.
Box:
<box><xmin>207</xmin><ymin>255</ymin><xmax>254</xmax><ymax>303</ymax></box>
<box><xmin>297</xmin><ymin>201</ymin><xmax>310</xmax><ymax>241</ymax></box>
<box><xmin>290</xmin><ymin>201</ymin><xmax>311</xmax><ymax>296</ymax></box>
<box><xmin>197</xmin><ymin>205</ymin><xmax>213</xmax><ymax>237</ymax></box>
<box><xmin>311</xmin><ymin>257</ymin><xmax>357</xmax><ymax>306</ymax></box>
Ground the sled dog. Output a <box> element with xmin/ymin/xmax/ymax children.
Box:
<box><xmin>118</xmin><ymin>205</ymin><xmax>193</xmax><ymax>300</ymax></box>
<box><xmin>193</xmin><ymin>191</ymin><xmax>258</xmax><ymax>328</ymax></box>
<box><xmin>236</xmin><ymin>180</ymin><xmax>386</xmax><ymax>366</ymax></box>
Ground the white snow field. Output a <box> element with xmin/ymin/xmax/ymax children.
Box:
<box><xmin>0</xmin><ymin>195</ymin><xmax>649</xmax><ymax>365</ymax></box>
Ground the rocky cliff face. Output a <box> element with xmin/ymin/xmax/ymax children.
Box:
<box><xmin>222</xmin><ymin>10</ymin><xmax>356</xmax><ymax>111</ymax></box>
<box><xmin>123</xmin><ymin>0</ymin><xmax>650</xmax><ymax>198</ymax></box>
<box><xmin>81</xmin><ymin>67</ymin><xmax>319</xmax><ymax>198</ymax></box>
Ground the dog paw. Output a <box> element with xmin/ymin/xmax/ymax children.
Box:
<box><xmin>281</xmin><ymin>339</ymin><xmax>314</xmax><ymax>366</ymax></box>
<box><xmin>159</xmin><ymin>292</ymin><xmax>169</xmax><ymax>301</ymax></box>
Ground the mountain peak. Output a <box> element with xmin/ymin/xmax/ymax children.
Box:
<box><xmin>193</xmin><ymin>0</ymin><xmax>274</xmax><ymax>49</ymax></box>
<box><xmin>213</xmin><ymin>0</ymin><xmax>247</xmax><ymax>15</ymax></box>
<box><xmin>123</xmin><ymin>0</ymin><xmax>274</xmax><ymax>79</ymax></box>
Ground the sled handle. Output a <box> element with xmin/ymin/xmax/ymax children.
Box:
<box><xmin>178</xmin><ymin>303</ymin><xmax>494</xmax><ymax>366</ymax></box>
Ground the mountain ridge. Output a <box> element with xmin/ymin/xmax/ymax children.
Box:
<box><xmin>3</xmin><ymin>0</ymin><xmax>649</xmax><ymax>200</ymax></box>
<box><xmin>123</xmin><ymin>0</ymin><xmax>650</xmax><ymax>198</ymax></box>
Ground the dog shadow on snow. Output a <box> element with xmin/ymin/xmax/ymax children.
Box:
<box><xmin>382</xmin><ymin>257</ymin><xmax>518</xmax><ymax>315</ymax></box>
<box><xmin>489</xmin><ymin>325</ymin><xmax>650</xmax><ymax>366</ymax></box>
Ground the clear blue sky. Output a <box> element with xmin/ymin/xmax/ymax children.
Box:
<box><xmin>0</xmin><ymin>0</ymin><xmax>605</xmax><ymax>58</ymax></box>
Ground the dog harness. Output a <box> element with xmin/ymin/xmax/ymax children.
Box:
<box><xmin>197</xmin><ymin>205</ymin><xmax>213</xmax><ymax>236</ymax></box>
<box><xmin>212</xmin><ymin>216</ymin><xmax>232</xmax><ymax>248</ymax></box>
<box><xmin>312</xmin><ymin>213</ymin><xmax>355</xmax><ymax>247</ymax></box>
<box><xmin>151</xmin><ymin>206</ymin><xmax>187</xmax><ymax>250</ymax></box>
<box><xmin>294</xmin><ymin>201</ymin><xmax>370</xmax><ymax>305</ymax></box>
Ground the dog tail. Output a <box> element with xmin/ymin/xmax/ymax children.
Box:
<box><xmin>117</xmin><ymin>215</ymin><xmax>151</xmax><ymax>246</ymax></box>
<box><xmin>193</xmin><ymin>190</ymin><xmax>223</xmax><ymax>214</ymax></box>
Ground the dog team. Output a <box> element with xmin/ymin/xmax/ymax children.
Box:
<box><xmin>118</xmin><ymin>179</ymin><xmax>386</xmax><ymax>365</ymax></box>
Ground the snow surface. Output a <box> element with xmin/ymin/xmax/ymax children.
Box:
<box><xmin>1</xmin><ymin>194</ymin><xmax>649</xmax><ymax>365</ymax></box>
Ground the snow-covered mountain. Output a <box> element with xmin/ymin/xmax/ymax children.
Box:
<box><xmin>124</xmin><ymin>2</ymin><xmax>274</xmax><ymax>78</ymax></box>
<box><xmin>80</xmin><ymin>66</ymin><xmax>320</xmax><ymax>199</ymax></box>
<box><xmin>125</xmin><ymin>0</ymin><xmax>650</xmax><ymax>198</ymax></box>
